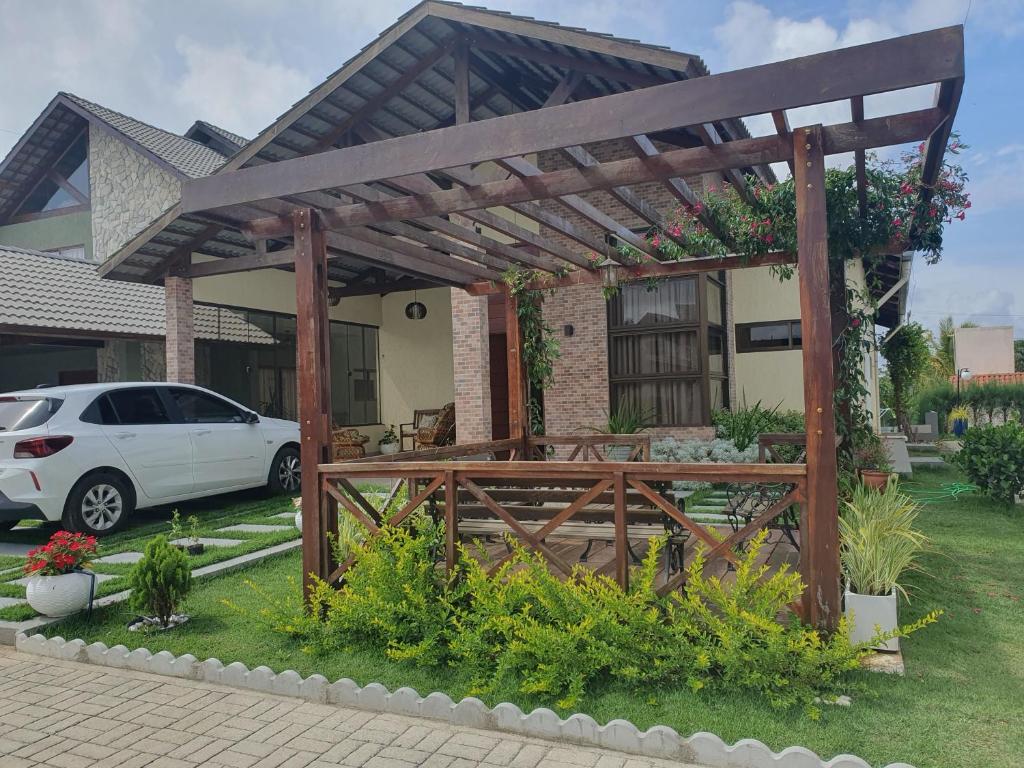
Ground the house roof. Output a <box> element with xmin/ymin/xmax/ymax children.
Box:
<box><xmin>100</xmin><ymin>0</ymin><xmax>769</xmax><ymax>284</ymax></box>
<box><xmin>184</xmin><ymin>120</ymin><xmax>249</xmax><ymax>157</ymax></box>
<box><xmin>0</xmin><ymin>93</ymin><xmax>229</xmax><ymax>222</ymax></box>
<box><xmin>952</xmin><ymin>372</ymin><xmax>1024</xmax><ymax>386</ymax></box>
<box><xmin>0</xmin><ymin>244</ymin><xmax>272</xmax><ymax>343</ymax></box>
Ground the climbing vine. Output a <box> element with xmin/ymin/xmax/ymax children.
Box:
<box><xmin>611</xmin><ymin>136</ymin><xmax>969</xmax><ymax>466</ymax></box>
<box><xmin>502</xmin><ymin>268</ymin><xmax>561</xmax><ymax>435</ymax></box>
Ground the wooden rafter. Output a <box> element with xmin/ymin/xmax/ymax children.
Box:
<box><xmin>771</xmin><ymin>109</ymin><xmax>795</xmax><ymax>175</ymax></box>
<box><xmin>243</xmin><ymin>109</ymin><xmax>947</xmax><ymax>238</ymax></box>
<box><xmin>182</xmin><ymin>25</ymin><xmax>963</xmax><ymax>215</ymax></box>
<box><xmin>691</xmin><ymin>122</ymin><xmax>757</xmax><ymax>206</ymax></box>
<box><xmin>850</xmin><ymin>97</ymin><xmax>868</xmax><ymax>218</ymax></box>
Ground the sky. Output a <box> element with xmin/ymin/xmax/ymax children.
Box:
<box><xmin>0</xmin><ymin>0</ymin><xmax>1021</xmax><ymax>337</ymax></box>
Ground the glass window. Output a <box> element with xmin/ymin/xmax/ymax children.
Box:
<box><xmin>0</xmin><ymin>397</ymin><xmax>62</xmax><ymax>432</ymax></box>
<box><xmin>331</xmin><ymin>324</ymin><xmax>379</xmax><ymax>426</ymax></box>
<box><xmin>706</xmin><ymin>278</ymin><xmax>725</xmax><ymax>326</ymax></box>
<box><xmin>80</xmin><ymin>395</ymin><xmax>117</xmax><ymax>425</ymax></box>
<box><xmin>14</xmin><ymin>134</ymin><xmax>88</xmax><ymax>218</ymax></box>
<box><xmin>168</xmin><ymin>388</ymin><xmax>244</xmax><ymax>423</ymax></box>
<box><xmin>708</xmin><ymin>329</ymin><xmax>726</xmax><ymax>374</ymax></box>
<box><xmin>736</xmin><ymin>321</ymin><xmax>801</xmax><ymax>352</ymax></box>
<box><xmin>106</xmin><ymin>388</ymin><xmax>170</xmax><ymax>425</ymax></box>
<box><xmin>608</xmin><ymin>278</ymin><xmax>697</xmax><ymax>327</ymax></box>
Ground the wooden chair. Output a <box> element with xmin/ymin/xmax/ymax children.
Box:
<box><xmin>415</xmin><ymin>402</ymin><xmax>456</xmax><ymax>448</ymax></box>
<box><xmin>400</xmin><ymin>408</ymin><xmax>442</xmax><ymax>452</ymax></box>
<box><xmin>332</xmin><ymin>428</ymin><xmax>369</xmax><ymax>460</ymax></box>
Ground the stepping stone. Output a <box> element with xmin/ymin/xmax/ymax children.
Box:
<box><xmin>94</xmin><ymin>552</ymin><xmax>144</xmax><ymax>565</ymax></box>
<box><xmin>0</xmin><ymin>596</ymin><xmax>26</xmax><ymax>608</ymax></box>
<box><xmin>0</xmin><ymin>542</ymin><xmax>35</xmax><ymax>558</ymax></box>
<box><xmin>11</xmin><ymin>573</ymin><xmax>118</xmax><ymax>588</ymax></box>
<box><xmin>271</xmin><ymin>512</ymin><xmax>296</xmax><ymax>519</ymax></box>
<box><xmin>217</xmin><ymin>524</ymin><xmax>292</xmax><ymax>534</ymax></box>
<box><xmin>170</xmin><ymin>537</ymin><xmax>244</xmax><ymax>548</ymax></box>
<box><xmin>909</xmin><ymin>456</ymin><xmax>945</xmax><ymax>466</ymax></box>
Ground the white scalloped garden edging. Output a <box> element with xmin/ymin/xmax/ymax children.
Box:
<box><xmin>15</xmin><ymin>633</ymin><xmax>914</xmax><ymax>768</ymax></box>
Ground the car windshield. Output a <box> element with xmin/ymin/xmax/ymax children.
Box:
<box><xmin>0</xmin><ymin>397</ymin><xmax>63</xmax><ymax>432</ymax></box>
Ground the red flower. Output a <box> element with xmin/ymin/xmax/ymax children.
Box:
<box><xmin>851</xmin><ymin>318</ymin><xmax>862</xmax><ymax>328</ymax></box>
<box><xmin>956</xmin><ymin>211</ymin><xmax>966</xmax><ymax>221</ymax></box>
<box><xmin>892</xmin><ymin>217</ymin><xmax>903</xmax><ymax>227</ymax></box>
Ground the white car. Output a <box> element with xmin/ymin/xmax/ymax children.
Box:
<box><xmin>0</xmin><ymin>383</ymin><xmax>301</xmax><ymax>536</ymax></box>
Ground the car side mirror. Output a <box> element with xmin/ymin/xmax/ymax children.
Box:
<box><xmin>244</xmin><ymin>411</ymin><xmax>260</xmax><ymax>424</ymax></box>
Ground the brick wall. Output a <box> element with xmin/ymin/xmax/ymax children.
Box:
<box><xmin>450</xmin><ymin>288</ymin><xmax>491</xmax><ymax>443</ymax></box>
<box><xmin>536</xmin><ymin>140</ymin><xmax>715</xmax><ymax>444</ymax></box>
<box><xmin>165</xmin><ymin>276</ymin><xmax>195</xmax><ymax>384</ymax></box>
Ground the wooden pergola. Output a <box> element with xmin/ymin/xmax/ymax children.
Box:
<box><xmin>175</xmin><ymin>20</ymin><xmax>963</xmax><ymax>630</ymax></box>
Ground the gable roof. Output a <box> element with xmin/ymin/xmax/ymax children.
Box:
<box><xmin>184</xmin><ymin>120</ymin><xmax>249</xmax><ymax>156</ymax></box>
<box><xmin>0</xmin><ymin>93</ymin><xmax>229</xmax><ymax>222</ymax></box>
<box><xmin>0</xmin><ymin>244</ymin><xmax>272</xmax><ymax>343</ymax></box>
<box><xmin>100</xmin><ymin>0</ymin><xmax>764</xmax><ymax>284</ymax></box>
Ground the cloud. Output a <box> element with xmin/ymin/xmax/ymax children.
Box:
<box><xmin>170</xmin><ymin>37</ymin><xmax>313</xmax><ymax>139</ymax></box>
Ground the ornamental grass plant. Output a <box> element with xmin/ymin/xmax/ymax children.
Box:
<box><xmin>839</xmin><ymin>482</ymin><xmax>927</xmax><ymax>598</ymax></box>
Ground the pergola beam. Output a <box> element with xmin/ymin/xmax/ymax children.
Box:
<box><xmin>243</xmin><ymin>109</ymin><xmax>947</xmax><ymax>238</ymax></box>
<box><xmin>463</xmin><ymin>251</ymin><xmax>797</xmax><ymax>295</ymax></box>
<box><xmin>771</xmin><ymin>109</ymin><xmax>795</xmax><ymax>175</ymax></box>
<box><xmin>182</xmin><ymin>25</ymin><xmax>963</xmax><ymax>215</ymax></box>
<box><xmin>850</xmin><ymin>97</ymin><xmax>868</xmax><ymax>218</ymax></box>
<box><xmin>691</xmin><ymin>122</ymin><xmax>758</xmax><ymax>206</ymax></box>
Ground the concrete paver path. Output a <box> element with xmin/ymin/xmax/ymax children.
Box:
<box><xmin>0</xmin><ymin>647</ymin><xmax>698</xmax><ymax>768</ymax></box>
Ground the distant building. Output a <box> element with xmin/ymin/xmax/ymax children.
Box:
<box><xmin>954</xmin><ymin>326</ymin><xmax>1015</xmax><ymax>375</ymax></box>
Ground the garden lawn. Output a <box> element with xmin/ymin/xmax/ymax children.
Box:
<box><xmin>43</xmin><ymin>465</ymin><xmax>1023</xmax><ymax>768</ymax></box>
<box><xmin>0</xmin><ymin>490</ymin><xmax>300</xmax><ymax>621</ymax></box>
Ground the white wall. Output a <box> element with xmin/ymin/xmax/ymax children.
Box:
<box><xmin>955</xmin><ymin>326</ymin><xmax>1015</xmax><ymax>375</ymax></box>
<box><xmin>378</xmin><ymin>288</ymin><xmax>455</xmax><ymax>442</ymax></box>
<box><xmin>730</xmin><ymin>265</ymin><xmax>805</xmax><ymax>410</ymax></box>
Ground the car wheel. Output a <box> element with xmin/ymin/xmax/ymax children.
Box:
<box><xmin>269</xmin><ymin>446</ymin><xmax>301</xmax><ymax>494</ymax></box>
<box><xmin>63</xmin><ymin>473</ymin><xmax>133</xmax><ymax>536</ymax></box>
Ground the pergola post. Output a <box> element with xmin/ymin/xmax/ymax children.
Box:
<box><xmin>504</xmin><ymin>286</ymin><xmax>529</xmax><ymax>452</ymax></box>
<box><xmin>794</xmin><ymin>125</ymin><xmax>841</xmax><ymax>630</ymax></box>
<box><xmin>164</xmin><ymin>275</ymin><xmax>195</xmax><ymax>384</ymax></box>
<box><xmin>293</xmin><ymin>208</ymin><xmax>334</xmax><ymax>600</ymax></box>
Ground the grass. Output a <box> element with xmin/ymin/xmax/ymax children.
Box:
<box><xmin>0</xmin><ymin>489</ymin><xmax>300</xmax><ymax>619</ymax></box>
<box><xmin>42</xmin><ymin>466</ymin><xmax>1024</xmax><ymax>768</ymax></box>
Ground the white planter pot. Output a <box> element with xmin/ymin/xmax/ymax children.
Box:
<box><xmin>379</xmin><ymin>442</ymin><xmax>400</xmax><ymax>455</ymax></box>
<box><xmin>294</xmin><ymin>508</ymin><xmax>303</xmax><ymax>531</ymax></box>
<box><xmin>844</xmin><ymin>588</ymin><xmax>899</xmax><ymax>652</ymax></box>
<box><xmin>25</xmin><ymin>571</ymin><xmax>94</xmax><ymax>618</ymax></box>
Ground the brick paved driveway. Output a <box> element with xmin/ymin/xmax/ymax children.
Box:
<box><xmin>0</xmin><ymin>647</ymin><xmax>698</xmax><ymax>768</ymax></box>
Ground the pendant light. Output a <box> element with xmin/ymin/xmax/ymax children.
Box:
<box><xmin>405</xmin><ymin>289</ymin><xmax>427</xmax><ymax>320</ymax></box>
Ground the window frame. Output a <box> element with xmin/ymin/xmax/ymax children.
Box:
<box><xmin>10</xmin><ymin>130</ymin><xmax>90</xmax><ymax>224</ymax></box>
<box><xmin>606</xmin><ymin>272</ymin><xmax>729</xmax><ymax>427</ymax></box>
<box><xmin>735</xmin><ymin>320</ymin><xmax>802</xmax><ymax>353</ymax></box>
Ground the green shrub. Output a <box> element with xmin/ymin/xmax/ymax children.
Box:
<box><xmin>129</xmin><ymin>535</ymin><xmax>192</xmax><ymax>627</ymax></box>
<box><xmin>309</xmin><ymin>513</ymin><xmax>449</xmax><ymax>665</ymax></box>
<box><xmin>283</xmin><ymin>522</ymin><xmax>930</xmax><ymax>716</ymax></box>
<box><xmin>713</xmin><ymin>402</ymin><xmax>805</xmax><ymax>455</ymax></box>
<box><xmin>955</xmin><ymin>423</ymin><xmax>1024</xmax><ymax>505</ymax></box>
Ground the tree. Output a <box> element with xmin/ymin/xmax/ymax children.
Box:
<box><xmin>881</xmin><ymin>323</ymin><xmax>932</xmax><ymax>437</ymax></box>
<box><xmin>1015</xmin><ymin>339</ymin><xmax>1024</xmax><ymax>373</ymax></box>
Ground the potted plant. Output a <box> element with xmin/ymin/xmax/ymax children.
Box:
<box><xmin>854</xmin><ymin>434</ymin><xmax>893</xmax><ymax>491</ymax></box>
<box><xmin>839</xmin><ymin>481</ymin><xmax>926</xmax><ymax>651</ymax></box>
<box><xmin>127</xmin><ymin>535</ymin><xmax>193</xmax><ymax>631</ymax></box>
<box><xmin>23</xmin><ymin>531</ymin><xmax>99</xmax><ymax>617</ymax></box>
<box><xmin>948</xmin><ymin>405</ymin><xmax>970</xmax><ymax>437</ymax></box>
<box><xmin>590</xmin><ymin>399</ymin><xmax>654</xmax><ymax>460</ymax></box>
<box><xmin>379</xmin><ymin>424</ymin><xmax>400</xmax><ymax>455</ymax></box>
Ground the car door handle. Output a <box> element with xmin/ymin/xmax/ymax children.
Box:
<box><xmin>193</xmin><ymin>429</ymin><xmax>212</xmax><ymax>436</ymax></box>
<box><xmin>114</xmin><ymin>432</ymin><xmax>136</xmax><ymax>440</ymax></box>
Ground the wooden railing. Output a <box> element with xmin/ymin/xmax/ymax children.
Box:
<box><xmin>316</xmin><ymin>449</ymin><xmax>808</xmax><ymax>607</ymax></box>
<box><xmin>526</xmin><ymin>434</ymin><xmax>651</xmax><ymax>462</ymax></box>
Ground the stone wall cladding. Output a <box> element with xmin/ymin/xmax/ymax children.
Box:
<box><xmin>141</xmin><ymin>340</ymin><xmax>166</xmax><ymax>381</ymax></box>
<box><xmin>450</xmin><ymin>288</ymin><xmax>492</xmax><ymax>442</ymax></box>
<box><xmin>165</xmin><ymin>276</ymin><xmax>195</xmax><ymax>384</ymax></box>
<box><xmin>15</xmin><ymin>634</ymin><xmax>906</xmax><ymax>768</ymax></box>
<box><xmin>89</xmin><ymin>124</ymin><xmax>181</xmax><ymax>264</ymax></box>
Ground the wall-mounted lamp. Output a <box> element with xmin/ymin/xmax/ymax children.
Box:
<box><xmin>563</xmin><ymin>324</ymin><xmax>574</xmax><ymax>337</ymax></box>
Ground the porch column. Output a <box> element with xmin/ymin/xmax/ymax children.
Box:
<box><xmin>450</xmin><ymin>288</ymin><xmax>492</xmax><ymax>443</ymax></box>
<box><xmin>794</xmin><ymin>125</ymin><xmax>841</xmax><ymax>630</ymax></box>
<box><xmin>164</xmin><ymin>275</ymin><xmax>195</xmax><ymax>384</ymax></box>
<box><xmin>505</xmin><ymin>286</ymin><xmax>528</xmax><ymax>446</ymax></box>
<box><xmin>293</xmin><ymin>208</ymin><xmax>334</xmax><ymax>601</ymax></box>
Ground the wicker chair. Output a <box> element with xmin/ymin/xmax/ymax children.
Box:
<box><xmin>415</xmin><ymin>402</ymin><xmax>456</xmax><ymax>448</ymax></box>
<box><xmin>400</xmin><ymin>408</ymin><xmax>442</xmax><ymax>451</ymax></box>
<box><xmin>332</xmin><ymin>428</ymin><xmax>369</xmax><ymax>460</ymax></box>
